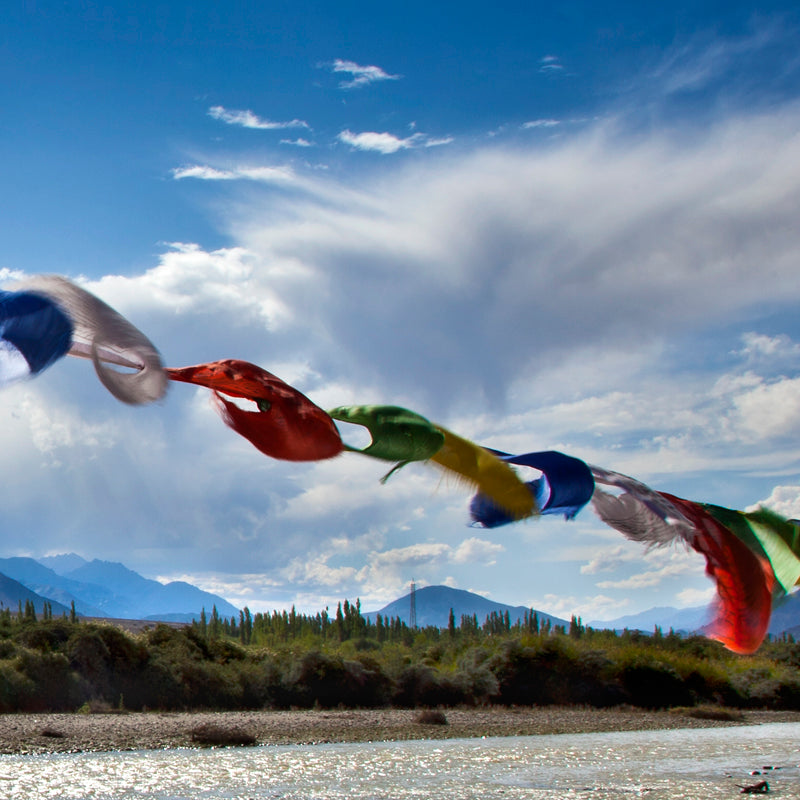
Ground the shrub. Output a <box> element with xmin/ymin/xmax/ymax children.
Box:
<box><xmin>14</xmin><ymin>650</ymin><xmax>84</xmax><ymax>711</ymax></box>
<box><xmin>16</xmin><ymin>619</ymin><xmax>74</xmax><ymax>653</ymax></box>
<box><xmin>283</xmin><ymin>650</ymin><xmax>389</xmax><ymax>708</ymax></box>
<box><xmin>0</xmin><ymin>661</ymin><xmax>35</xmax><ymax>712</ymax></box>
<box><xmin>190</xmin><ymin>723</ymin><xmax>257</xmax><ymax>747</ymax></box>
<box><xmin>392</xmin><ymin>663</ymin><xmax>464</xmax><ymax>707</ymax></box>
<box><xmin>672</xmin><ymin>705</ymin><xmax>744</xmax><ymax>721</ymax></box>
<box><xmin>489</xmin><ymin>638</ymin><xmax>591</xmax><ymax>706</ymax></box>
<box><xmin>619</xmin><ymin>662</ymin><xmax>693</xmax><ymax>709</ymax></box>
<box><xmin>416</xmin><ymin>709</ymin><xmax>448</xmax><ymax>725</ymax></box>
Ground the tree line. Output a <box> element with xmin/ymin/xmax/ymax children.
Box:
<box><xmin>0</xmin><ymin>599</ymin><xmax>799</xmax><ymax>713</ymax></box>
<box><xmin>192</xmin><ymin>600</ymin><xmax>553</xmax><ymax>647</ymax></box>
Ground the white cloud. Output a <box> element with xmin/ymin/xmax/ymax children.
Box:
<box><xmin>280</xmin><ymin>138</ymin><xmax>313</xmax><ymax>147</ymax></box>
<box><xmin>533</xmin><ymin>593</ymin><xmax>625</xmax><ymax>621</ymax></box>
<box><xmin>731</xmin><ymin>376</ymin><xmax>800</xmax><ymax>440</ymax></box>
<box><xmin>172</xmin><ymin>164</ymin><xmax>296</xmax><ymax>183</ymax></box>
<box><xmin>736</xmin><ymin>332</ymin><xmax>800</xmax><ymax>362</ymax></box>
<box><xmin>579</xmin><ymin>545</ymin><xmax>633</xmax><ymax>575</ymax></box>
<box><xmin>649</xmin><ymin>22</ymin><xmax>787</xmax><ymax>97</ymax></box>
<box><xmin>747</xmin><ymin>485</ymin><xmax>800</xmax><ymax>518</ymax></box>
<box><xmin>208</xmin><ymin>105</ymin><xmax>309</xmax><ymax>130</ymax></box>
<box><xmin>19</xmin><ymin>393</ymin><xmax>117</xmax><ymax>463</ymax></box>
<box><xmin>171</xmin><ymin>165</ymin><xmax>236</xmax><ymax>180</ymax></box>
<box><xmin>337</xmin><ymin>130</ymin><xmax>415</xmax><ymax>154</ymax></box>
<box><xmin>676</xmin><ymin>586</ymin><xmax>716</xmax><ymax>608</ymax></box>
<box><xmin>539</xmin><ymin>55</ymin><xmax>564</xmax><ymax>73</ymax></box>
<box><xmin>522</xmin><ymin>119</ymin><xmax>561</xmax><ymax>129</ymax></box>
<box><xmin>452</xmin><ymin>537</ymin><xmax>505</xmax><ymax>564</ymax></box>
<box><xmin>337</xmin><ymin>129</ymin><xmax>452</xmax><ymax>154</ymax></box>
<box><xmin>330</xmin><ymin>59</ymin><xmax>401</xmax><ymax>89</ymax></box>
<box><xmin>596</xmin><ymin>552</ymin><xmax>704</xmax><ymax>591</ymax></box>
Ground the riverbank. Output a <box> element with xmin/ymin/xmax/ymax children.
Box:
<box><xmin>2</xmin><ymin>706</ymin><xmax>800</xmax><ymax>755</ymax></box>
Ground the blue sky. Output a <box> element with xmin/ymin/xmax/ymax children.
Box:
<box><xmin>2</xmin><ymin>1</ymin><xmax>800</xmax><ymax>622</ymax></box>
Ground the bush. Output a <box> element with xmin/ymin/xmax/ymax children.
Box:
<box><xmin>16</xmin><ymin>619</ymin><xmax>74</xmax><ymax>653</ymax></box>
<box><xmin>489</xmin><ymin>638</ymin><xmax>590</xmax><ymax>706</ymax></box>
<box><xmin>392</xmin><ymin>663</ymin><xmax>464</xmax><ymax>707</ymax></box>
<box><xmin>0</xmin><ymin>661</ymin><xmax>35</xmax><ymax>712</ymax></box>
<box><xmin>455</xmin><ymin>648</ymin><xmax>499</xmax><ymax>705</ymax></box>
<box><xmin>416</xmin><ymin>709</ymin><xmax>448</xmax><ymax>725</ymax></box>
<box><xmin>190</xmin><ymin>723</ymin><xmax>257</xmax><ymax>747</ymax></box>
<box><xmin>14</xmin><ymin>650</ymin><xmax>84</xmax><ymax>711</ymax></box>
<box><xmin>283</xmin><ymin>650</ymin><xmax>389</xmax><ymax>708</ymax></box>
<box><xmin>619</xmin><ymin>662</ymin><xmax>693</xmax><ymax>709</ymax></box>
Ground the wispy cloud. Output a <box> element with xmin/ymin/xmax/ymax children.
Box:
<box><xmin>329</xmin><ymin>58</ymin><xmax>401</xmax><ymax>89</ymax></box>
<box><xmin>522</xmin><ymin>118</ymin><xmax>561</xmax><ymax>129</ymax></box>
<box><xmin>171</xmin><ymin>164</ymin><xmax>296</xmax><ymax>183</ymax></box>
<box><xmin>208</xmin><ymin>105</ymin><xmax>309</xmax><ymax>130</ymax></box>
<box><xmin>735</xmin><ymin>332</ymin><xmax>800</xmax><ymax>362</ymax></box>
<box><xmin>280</xmin><ymin>138</ymin><xmax>313</xmax><ymax>147</ymax></box>
<box><xmin>337</xmin><ymin>129</ymin><xmax>453</xmax><ymax>154</ymax></box>
<box><xmin>539</xmin><ymin>55</ymin><xmax>564</xmax><ymax>74</ymax></box>
<box><xmin>596</xmin><ymin>557</ymin><xmax>702</xmax><ymax>591</ymax></box>
<box><xmin>641</xmin><ymin>18</ymin><xmax>800</xmax><ymax>105</ymax></box>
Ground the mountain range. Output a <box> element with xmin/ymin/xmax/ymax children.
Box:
<box><xmin>0</xmin><ymin>555</ymin><xmax>238</xmax><ymax>621</ymax></box>
<box><xmin>588</xmin><ymin>593</ymin><xmax>800</xmax><ymax>637</ymax></box>
<box><xmin>4</xmin><ymin>554</ymin><xmax>800</xmax><ymax>639</ymax></box>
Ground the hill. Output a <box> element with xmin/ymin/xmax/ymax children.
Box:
<box><xmin>0</xmin><ymin>572</ymin><xmax>70</xmax><ymax>617</ymax></box>
<box><xmin>365</xmin><ymin>584</ymin><xmax>568</xmax><ymax>629</ymax></box>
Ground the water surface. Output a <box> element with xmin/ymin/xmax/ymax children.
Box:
<box><xmin>1</xmin><ymin>722</ymin><xmax>798</xmax><ymax>799</ymax></box>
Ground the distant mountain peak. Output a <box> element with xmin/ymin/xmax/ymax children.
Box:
<box><xmin>365</xmin><ymin>584</ymin><xmax>568</xmax><ymax>629</ymax></box>
<box><xmin>37</xmin><ymin>553</ymin><xmax>89</xmax><ymax>576</ymax></box>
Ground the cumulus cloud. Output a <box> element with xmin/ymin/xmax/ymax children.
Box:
<box><xmin>208</xmin><ymin>105</ymin><xmax>309</xmax><ymax>130</ymax></box>
<box><xmin>452</xmin><ymin>537</ymin><xmax>505</xmax><ymax>564</ymax></box>
<box><xmin>329</xmin><ymin>59</ymin><xmax>401</xmax><ymax>89</ymax></box>
<box><xmin>271</xmin><ymin>535</ymin><xmax>506</xmax><ymax>608</ymax></box>
<box><xmin>731</xmin><ymin>376</ymin><xmax>800</xmax><ymax>440</ymax></box>
<box><xmin>747</xmin><ymin>485</ymin><xmax>800</xmax><ymax>518</ymax></box>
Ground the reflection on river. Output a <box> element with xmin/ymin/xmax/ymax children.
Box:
<box><xmin>1</xmin><ymin>722</ymin><xmax>798</xmax><ymax>799</ymax></box>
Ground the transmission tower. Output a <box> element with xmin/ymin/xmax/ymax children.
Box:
<box><xmin>409</xmin><ymin>579</ymin><xmax>417</xmax><ymax>629</ymax></box>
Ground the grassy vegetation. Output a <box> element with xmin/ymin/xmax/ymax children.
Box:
<box><xmin>0</xmin><ymin>601</ymin><xmax>799</xmax><ymax>712</ymax></box>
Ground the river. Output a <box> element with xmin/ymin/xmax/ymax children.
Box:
<box><xmin>1</xmin><ymin>722</ymin><xmax>798</xmax><ymax>799</ymax></box>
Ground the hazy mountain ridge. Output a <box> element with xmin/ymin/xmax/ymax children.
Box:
<box><xmin>0</xmin><ymin>555</ymin><xmax>238</xmax><ymax>621</ymax></box>
<box><xmin>588</xmin><ymin>605</ymin><xmax>712</xmax><ymax>634</ymax></box>
<box><xmin>0</xmin><ymin>572</ymin><xmax>70</xmax><ymax>616</ymax></box>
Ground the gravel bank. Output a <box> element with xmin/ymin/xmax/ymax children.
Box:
<box><xmin>2</xmin><ymin>707</ymin><xmax>800</xmax><ymax>755</ymax></box>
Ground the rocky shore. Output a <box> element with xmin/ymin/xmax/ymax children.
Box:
<box><xmin>2</xmin><ymin>706</ymin><xmax>800</xmax><ymax>756</ymax></box>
